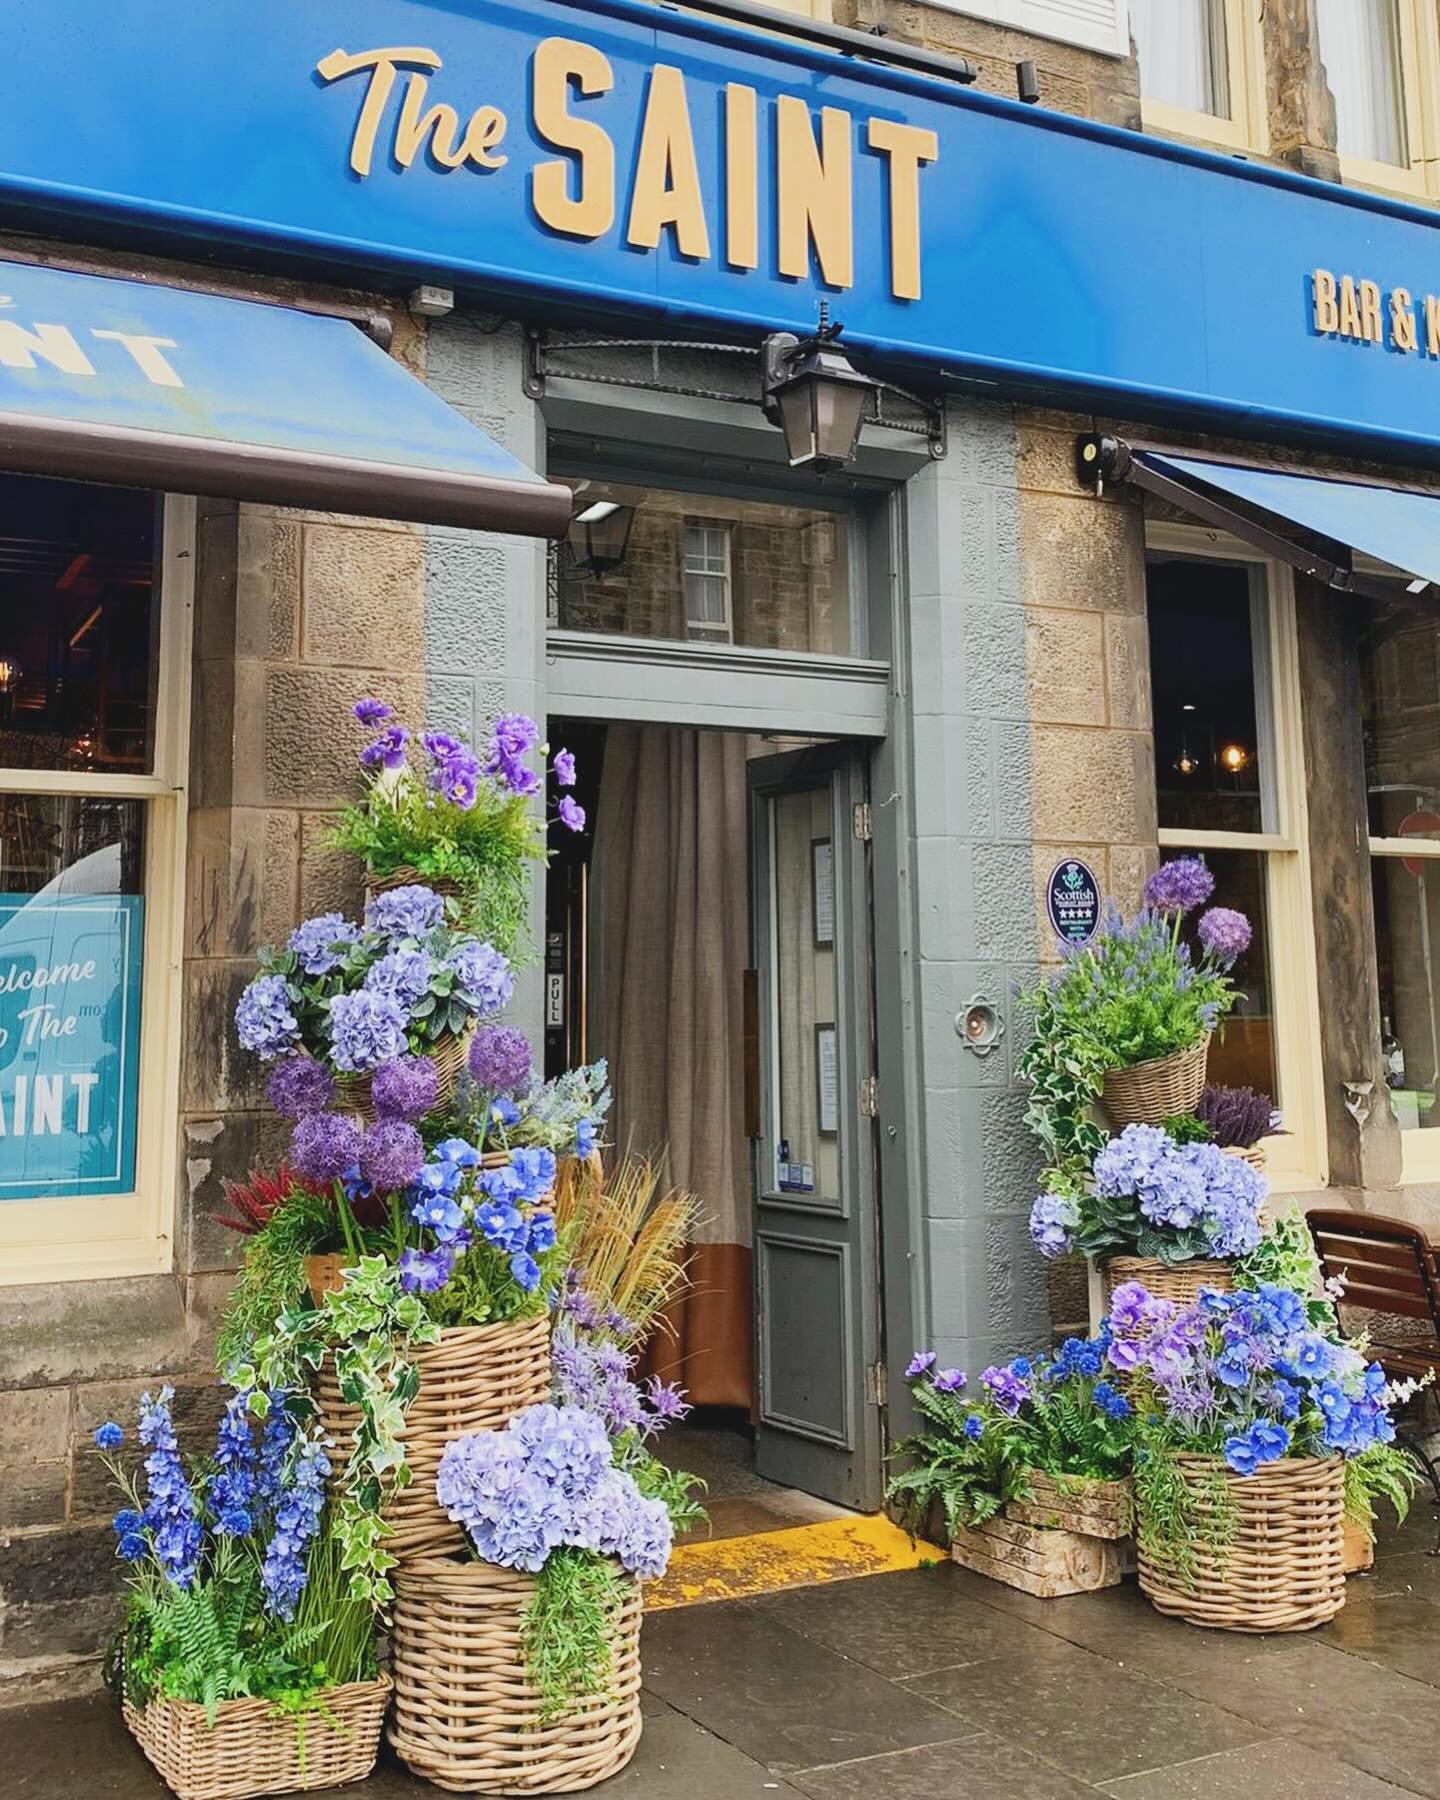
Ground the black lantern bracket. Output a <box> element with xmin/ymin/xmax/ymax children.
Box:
<box><xmin>525</xmin><ymin>323</ymin><xmax>945</xmax><ymax>463</ymax></box>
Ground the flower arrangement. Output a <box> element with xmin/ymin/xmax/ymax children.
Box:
<box><xmin>1029</xmin><ymin>1122</ymin><xmax>1267</xmax><ymax>1266</ymax></box>
<box><xmin>235</xmin><ymin>885</ymin><xmax>512</xmax><ymax>1077</ymax></box>
<box><xmin>886</xmin><ymin>1337</ymin><xmax>1132</xmax><ymax>1539</ymax></box>
<box><xmin>436</xmin><ymin>1402</ymin><xmax>674</xmax><ymax>1715</ymax></box>
<box><xmin>329</xmin><ymin>700</ymin><xmax>584</xmax><ymax>955</ymax></box>
<box><xmin>1193</xmin><ymin>1084</ymin><xmax>1280</xmax><ymax>1150</ymax></box>
<box><xmin>95</xmin><ymin>1389</ymin><xmax>375</xmax><ymax>1722</ymax></box>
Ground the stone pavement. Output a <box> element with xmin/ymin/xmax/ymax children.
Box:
<box><xmin>6</xmin><ymin>1503</ymin><xmax>1440</xmax><ymax>1800</ymax></box>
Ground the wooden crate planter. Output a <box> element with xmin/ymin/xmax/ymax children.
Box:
<box><xmin>1006</xmin><ymin>1473</ymin><xmax>1133</xmax><ymax>1541</ymax></box>
<box><xmin>1343</xmin><ymin>1516</ymin><xmax>1375</xmax><ymax>1575</ymax></box>
<box><xmin>950</xmin><ymin>1513</ymin><xmax>1122</xmax><ymax>1598</ymax></box>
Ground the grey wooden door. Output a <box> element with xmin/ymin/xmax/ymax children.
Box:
<box><xmin>748</xmin><ymin>745</ymin><xmax>883</xmax><ymax>1511</ymax></box>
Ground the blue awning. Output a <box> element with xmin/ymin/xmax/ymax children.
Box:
<box><xmin>0</xmin><ymin>259</ymin><xmax>570</xmax><ymax>534</ymax></box>
<box><xmin>1113</xmin><ymin>445</ymin><xmax>1440</xmax><ymax>596</ymax></box>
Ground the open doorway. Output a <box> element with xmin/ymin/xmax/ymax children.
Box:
<box><xmin>545</xmin><ymin>719</ymin><xmax>884</xmax><ymax>1527</ymax></box>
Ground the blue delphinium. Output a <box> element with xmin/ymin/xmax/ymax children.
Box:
<box><xmin>207</xmin><ymin>1390</ymin><xmax>259</xmax><ymax>1536</ymax></box>
<box><xmin>138</xmin><ymin>1387</ymin><xmax>203</xmax><ymax>1590</ymax></box>
<box><xmin>260</xmin><ymin>1431</ymin><xmax>330</xmax><ymax>1621</ymax></box>
<box><xmin>234</xmin><ymin>974</ymin><xmax>300</xmax><ymax>1061</ymax></box>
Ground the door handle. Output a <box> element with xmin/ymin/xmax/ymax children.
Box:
<box><xmin>743</xmin><ymin>967</ymin><xmax>760</xmax><ymax>1139</ymax></box>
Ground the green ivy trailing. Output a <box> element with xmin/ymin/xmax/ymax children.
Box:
<box><xmin>1131</xmin><ymin>1429</ymin><xmax>1237</xmax><ymax>1591</ymax></box>
<box><xmin>521</xmin><ymin>1547</ymin><xmax>629</xmax><ymax>1723</ymax></box>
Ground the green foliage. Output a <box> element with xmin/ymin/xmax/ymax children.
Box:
<box><xmin>1160</xmin><ymin>1112</ymin><xmax>1213</xmax><ymax>1146</ymax></box>
<box><xmin>520</xmin><ymin>1547</ymin><xmax>627</xmax><ymax>1722</ymax></box>
<box><xmin>1234</xmin><ymin>1203</ymin><xmax>1337</xmax><ymax>1329</ymax></box>
<box><xmin>331</xmin><ymin>780</ymin><xmax>543</xmax><ymax>959</ymax></box>
<box><xmin>1344</xmin><ymin>1442</ymin><xmax>1421</xmax><ymax>1542</ymax></box>
<box><xmin>216</xmin><ymin>1186</ymin><xmax>338</xmax><ymax>1373</ymax></box>
<box><xmin>619</xmin><ymin>1436</ymin><xmax>708</xmax><ymax>1536</ymax></box>
<box><xmin>1017</xmin><ymin>982</ymin><xmax>1109</xmax><ymax>1182</ymax></box>
<box><xmin>887</xmin><ymin>1379</ymin><xmax>1035</xmax><ymax>1538</ymax></box>
<box><xmin>421</xmin><ymin>1216</ymin><xmax>572</xmax><ymax>1331</ymax></box>
<box><xmin>1132</xmin><ymin>1430</ymin><xmax>1237</xmax><ymax>1591</ymax></box>
<box><xmin>1026</xmin><ymin>1380</ymin><xmax>1131</xmax><ymax>1482</ymax></box>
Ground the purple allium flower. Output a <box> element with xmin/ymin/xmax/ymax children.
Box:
<box><xmin>934</xmin><ymin>1368</ymin><xmax>967</xmax><ymax>1393</ymax></box>
<box><xmin>1197</xmin><ymin>906</ymin><xmax>1252</xmax><ymax>966</ymax></box>
<box><xmin>1144</xmin><ymin>857</ymin><xmax>1215</xmax><ymax>915</ymax></box>
<box><xmin>365</xmin><ymin>884</ymin><xmax>445</xmax><ymax>942</ymax></box>
<box><xmin>353</xmin><ymin>697</ymin><xmax>392</xmax><ymax>727</ymax></box>
<box><xmin>906</xmin><ymin>1351</ymin><xmax>937</xmax><ymax>1380</ymax></box>
<box><xmin>553</xmin><ymin>747</ymin><xmax>577</xmax><ymax>788</ymax></box>
<box><xmin>370</xmin><ymin>1054</ymin><xmax>439</xmax><ymax>1121</ymax></box>
<box><xmin>365</xmin><ymin>946</ymin><xmax>434</xmax><ymax>1010</ymax></box>
<box><xmin>446</xmin><ymin>940</ymin><xmax>514</xmax><ymax>1017</ymax></box>
<box><xmin>360</xmin><ymin>1119</ymin><xmax>425</xmax><ymax>1194</ymax></box>
<box><xmin>235</xmin><ymin>974</ymin><xmax>300</xmax><ymax>1061</ymax></box>
<box><xmin>359</xmin><ymin>724</ymin><xmax>410</xmax><ymax>772</ymax></box>
<box><xmin>399</xmin><ymin>1245</ymin><xmax>457</xmax><ymax>1295</ymax></box>
<box><xmin>290</xmin><ymin>1111</ymin><xmax>363</xmax><ymax>1183</ymax></box>
<box><xmin>266</xmin><ymin>1054</ymin><xmax>335</xmax><ymax>1121</ymax></box>
<box><xmin>328</xmin><ymin>987</ymin><xmax>409</xmax><ymax>1072</ymax></box>
<box><xmin>94</xmin><ymin>1421</ymin><xmax>124</xmax><ymax>1450</ymax></box>
<box><xmin>287</xmin><ymin>911</ymin><xmax>360</xmax><ymax>976</ymax></box>
<box><xmin>469</xmin><ymin>1025</ymin><xmax>533</xmax><ymax>1094</ymax></box>
<box><xmin>558</xmin><ymin>795</ymin><xmax>586</xmax><ymax>833</ymax></box>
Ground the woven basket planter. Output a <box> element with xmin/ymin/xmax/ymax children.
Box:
<box><xmin>1007</xmin><ymin>1472</ymin><xmax>1133</xmax><ymax>1540</ymax></box>
<box><xmin>390</xmin><ymin>1555</ymin><xmax>643</xmax><ymax>1794</ymax></box>
<box><xmin>123</xmin><ymin>1677</ymin><xmax>390</xmax><ymax>1800</ymax></box>
<box><xmin>1222</xmin><ymin>1144</ymin><xmax>1268</xmax><ymax>1173</ymax></box>
<box><xmin>1100</xmin><ymin>1037</ymin><xmax>1210</xmax><ymax>1130</ymax></box>
<box><xmin>316</xmin><ymin>1317</ymin><xmax>552</xmax><ymax>1559</ymax></box>
<box><xmin>367</xmin><ymin>865</ymin><xmax>464</xmax><ymax>902</ymax></box>
<box><xmin>336</xmin><ymin>1027</ymin><xmax>473</xmax><ymax>1124</ymax></box>
<box><xmin>1103</xmin><ymin>1256</ymin><xmax>1234</xmax><ymax>1308</ymax></box>
<box><xmin>1137</xmin><ymin>1454</ymin><xmax>1346</xmax><ymax>1633</ymax></box>
<box><xmin>305</xmin><ymin>1253</ymin><xmax>352</xmax><ymax>1308</ymax></box>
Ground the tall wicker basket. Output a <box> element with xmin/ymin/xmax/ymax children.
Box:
<box><xmin>123</xmin><ymin>1677</ymin><xmax>390</xmax><ymax>1800</ymax></box>
<box><xmin>1137</xmin><ymin>1454</ymin><xmax>1346</xmax><ymax>1632</ymax></box>
<box><xmin>1100</xmin><ymin>1037</ymin><xmax>1210</xmax><ymax>1129</ymax></box>
<box><xmin>316</xmin><ymin>1317</ymin><xmax>552</xmax><ymax>1558</ymax></box>
<box><xmin>390</xmin><ymin>1556</ymin><xmax>643</xmax><ymax>1794</ymax></box>
<box><xmin>1102</xmin><ymin>1256</ymin><xmax>1235</xmax><ymax>1308</ymax></box>
<box><xmin>367</xmin><ymin>866</ymin><xmax>464</xmax><ymax>904</ymax></box>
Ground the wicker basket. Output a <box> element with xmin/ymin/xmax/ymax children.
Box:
<box><xmin>368</xmin><ymin>866</ymin><xmax>463</xmax><ymax>903</ymax></box>
<box><xmin>1100</xmin><ymin>1037</ymin><xmax>1210</xmax><ymax>1129</ymax></box>
<box><xmin>390</xmin><ymin>1556</ymin><xmax>643</xmax><ymax>1794</ymax></box>
<box><xmin>1223</xmin><ymin>1144</ymin><xmax>1268</xmax><ymax>1173</ymax></box>
<box><xmin>1137</xmin><ymin>1454</ymin><xmax>1346</xmax><ymax>1632</ymax></box>
<box><xmin>1102</xmin><ymin>1255</ymin><xmax>1234</xmax><ymax>1308</ymax></box>
<box><xmin>123</xmin><ymin>1678</ymin><xmax>390</xmax><ymax>1800</ymax></box>
<box><xmin>305</xmin><ymin>1253</ymin><xmax>352</xmax><ymax>1307</ymax></box>
<box><xmin>316</xmin><ymin>1317</ymin><xmax>552</xmax><ymax>1559</ymax></box>
<box><xmin>336</xmin><ymin>1027</ymin><xmax>473</xmax><ymax>1124</ymax></box>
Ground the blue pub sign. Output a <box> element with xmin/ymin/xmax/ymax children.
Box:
<box><xmin>0</xmin><ymin>896</ymin><xmax>144</xmax><ymax>1201</ymax></box>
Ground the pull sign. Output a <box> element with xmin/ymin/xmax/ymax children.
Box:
<box><xmin>545</xmin><ymin>973</ymin><xmax>564</xmax><ymax>1028</ymax></box>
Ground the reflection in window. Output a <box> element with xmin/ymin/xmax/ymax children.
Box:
<box><xmin>1131</xmin><ymin>0</ymin><xmax>1231</xmax><ymax>117</ymax></box>
<box><xmin>0</xmin><ymin>475</ymin><xmax>159</xmax><ymax>773</ymax></box>
<box><xmin>772</xmin><ymin>786</ymin><xmax>839</xmax><ymax>1200</ymax></box>
<box><xmin>1185</xmin><ymin>848</ymin><xmax>1277</xmax><ymax>1099</ymax></box>
<box><xmin>1316</xmin><ymin>0</ymin><xmax>1409</xmax><ymax>167</ymax></box>
<box><xmin>555</xmin><ymin>482</ymin><xmax>853</xmax><ymax>655</ymax></box>
<box><xmin>1148</xmin><ymin>556</ymin><xmax>1270</xmax><ymax>835</ymax></box>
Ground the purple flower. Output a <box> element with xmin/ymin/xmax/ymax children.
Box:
<box><xmin>934</xmin><ymin>1368</ymin><xmax>966</xmax><ymax>1394</ymax></box>
<box><xmin>235</xmin><ymin>974</ymin><xmax>300</xmax><ymax>1061</ymax></box>
<box><xmin>365</xmin><ymin>885</ymin><xmax>445</xmax><ymax>942</ymax></box>
<box><xmin>287</xmin><ymin>911</ymin><xmax>360</xmax><ymax>976</ymax></box>
<box><xmin>421</xmin><ymin>730</ymin><xmax>465</xmax><ymax>764</ymax></box>
<box><xmin>1029</xmin><ymin>1190</ymin><xmax>1078</xmax><ymax>1258</ymax></box>
<box><xmin>483</xmin><ymin>712</ymin><xmax>542</xmax><ymax>796</ymax></box>
<box><xmin>1144</xmin><ymin>857</ymin><xmax>1215</xmax><ymax>915</ymax></box>
<box><xmin>980</xmin><ymin>1364</ymin><xmax>1029</xmax><ymax>1416</ymax></box>
<box><xmin>359</xmin><ymin>724</ymin><xmax>410</xmax><ymax>772</ymax></box>
<box><xmin>399</xmin><ymin>1245</ymin><xmax>457</xmax><ymax>1295</ymax></box>
<box><xmin>644</xmin><ymin>1376</ymin><xmax>691</xmax><ymax>1426</ymax></box>
<box><xmin>558</xmin><ymin>795</ymin><xmax>586</xmax><ymax>833</ymax></box>
<box><xmin>1107</xmin><ymin>1282</ymin><xmax>1152</xmax><ymax>1335</ymax></box>
<box><xmin>469</xmin><ymin>1025</ymin><xmax>533</xmax><ymax>1094</ymax></box>
<box><xmin>94</xmin><ymin>1421</ymin><xmax>124</xmax><ymax>1450</ymax></box>
<box><xmin>266</xmin><ymin>1055</ymin><xmax>335</xmax><ymax>1121</ymax></box>
<box><xmin>328</xmin><ymin>987</ymin><xmax>409</xmax><ymax>1072</ymax></box>
<box><xmin>1197</xmin><ymin>906</ymin><xmax>1252</xmax><ymax>966</ymax></box>
<box><xmin>353</xmin><ymin>697</ymin><xmax>392</xmax><ymax>726</ymax></box>
<box><xmin>290</xmin><ymin>1112</ymin><xmax>363</xmax><ymax>1183</ymax></box>
<box><xmin>906</xmin><ymin>1351</ymin><xmax>937</xmax><ymax>1379</ymax></box>
<box><xmin>446</xmin><ymin>940</ymin><xmax>514</xmax><ymax>1017</ymax></box>
<box><xmin>553</xmin><ymin>748</ymin><xmax>577</xmax><ymax>788</ymax></box>
<box><xmin>365</xmin><ymin>1055</ymin><xmax>435</xmax><ymax>1122</ymax></box>
<box><xmin>360</xmin><ymin>1119</ymin><xmax>425</xmax><ymax>1193</ymax></box>
<box><xmin>962</xmin><ymin>1414</ymin><xmax>984</xmax><ymax>1441</ymax></box>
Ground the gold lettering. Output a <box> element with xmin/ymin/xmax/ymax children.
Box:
<box><xmin>1312</xmin><ymin>268</ymin><xmax>1339</xmax><ymax>334</ymax></box>
<box><xmin>0</xmin><ymin>322</ymin><xmax>94</xmax><ymax>376</ymax></box>
<box><xmin>90</xmin><ymin>330</ymin><xmax>182</xmax><ymax>387</ymax></box>
<box><xmin>867</xmin><ymin>118</ymin><xmax>938</xmax><ymax>302</ymax></box>
<box><xmin>464</xmin><ymin>107</ymin><xmax>509</xmax><ymax>170</ymax></box>
<box><xmin>1338</xmin><ymin>275</ymin><xmax>1363</xmax><ymax>339</ymax></box>
<box><xmin>725</xmin><ymin>84</ymin><xmax>759</xmax><ymax>270</ymax></box>
<box><xmin>532</xmin><ymin>37</ymin><xmax>615</xmax><ymax>240</ymax></box>
<box><xmin>1359</xmin><ymin>278</ymin><xmax>1383</xmax><ymax>343</ymax></box>
<box><xmin>316</xmin><ymin>46</ymin><xmax>443</xmax><ymax>179</ymax></box>
<box><xmin>1391</xmin><ymin>286</ymin><xmax>1418</xmax><ymax>353</ymax></box>
<box><xmin>776</xmin><ymin>96</ymin><xmax>853</xmax><ymax>289</ymax></box>
<box><xmin>1426</xmin><ymin>294</ymin><xmax>1440</xmax><ymax>357</ymax></box>
<box><xmin>395</xmin><ymin>75</ymin><xmax>468</xmax><ymax>169</ymax></box>
<box><xmin>627</xmin><ymin>65</ymin><xmax>710</xmax><ymax>259</ymax></box>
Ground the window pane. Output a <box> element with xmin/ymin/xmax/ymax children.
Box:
<box><xmin>1181</xmin><ymin>847</ymin><xmax>1279</xmax><ymax>1102</ymax></box>
<box><xmin>1316</xmin><ymin>0</ymin><xmax>1409</xmax><ymax>166</ymax></box>
<box><xmin>0</xmin><ymin>796</ymin><xmax>145</xmax><ymax>1198</ymax></box>
<box><xmin>1131</xmin><ymin>0</ymin><xmax>1231</xmax><ymax>117</ymax></box>
<box><xmin>1372</xmin><ymin>855</ymin><xmax>1440</xmax><ymax>1130</ymax></box>
<box><xmin>1148</xmin><ymin>556</ymin><xmax>1271</xmax><ymax>834</ymax></box>
<box><xmin>557</xmin><ymin>482</ymin><xmax>853</xmax><ymax>655</ymax></box>
<box><xmin>0</xmin><ymin>475</ymin><xmax>159</xmax><ymax>773</ymax></box>
<box><xmin>1360</xmin><ymin>586</ymin><xmax>1440</xmax><ymax>841</ymax></box>
<box><xmin>771</xmin><ymin>787</ymin><xmax>839</xmax><ymax>1201</ymax></box>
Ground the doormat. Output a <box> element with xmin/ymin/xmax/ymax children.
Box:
<box><xmin>647</xmin><ymin>1514</ymin><xmax>944</xmax><ymax>1611</ymax></box>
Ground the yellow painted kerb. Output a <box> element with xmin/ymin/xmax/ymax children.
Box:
<box><xmin>647</xmin><ymin>1513</ymin><xmax>944</xmax><ymax>1611</ymax></box>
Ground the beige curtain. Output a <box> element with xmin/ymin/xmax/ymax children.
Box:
<box><xmin>593</xmin><ymin>724</ymin><xmax>753</xmax><ymax>1408</ymax></box>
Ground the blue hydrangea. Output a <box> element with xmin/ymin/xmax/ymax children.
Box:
<box><xmin>288</xmin><ymin>912</ymin><xmax>360</xmax><ymax>976</ymax></box>
<box><xmin>328</xmin><ymin>986</ymin><xmax>409</xmax><ymax>1072</ymax></box>
<box><xmin>446</xmin><ymin>940</ymin><xmax>514</xmax><ymax>1018</ymax></box>
<box><xmin>364</xmin><ymin>947</ymin><xmax>434</xmax><ymax>1011</ymax></box>
<box><xmin>1028</xmin><ymin>1190</ymin><xmax>1078</xmax><ymax>1258</ymax></box>
<box><xmin>365</xmin><ymin>884</ymin><xmax>445</xmax><ymax>941</ymax></box>
<box><xmin>235</xmin><ymin>974</ymin><xmax>300</xmax><ymax>1061</ymax></box>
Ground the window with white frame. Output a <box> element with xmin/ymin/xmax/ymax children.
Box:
<box><xmin>1145</xmin><ymin>533</ymin><xmax>1324</xmax><ymax>1191</ymax></box>
<box><xmin>682</xmin><ymin>523</ymin><xmax>735</xmax><ymax>645</ymax></box>
<box><xmin>1130</xmin><ymin>0</ymin><xmax>1267</xmax><ymax>151</ymax></box>
<box><xmin>0</xmin><ymin>473</ymin><xmax>190</xmax><ymax>1287</ymax></box>
<box><xmin>1314</xmin><ymin>0</ymin><xmax>1440</xmax><ymax>195</ymax></box>
<box><xmin>921</xmin><ymin>1</ymin><xmax>1127</xmax><ymax>56</ymax></box>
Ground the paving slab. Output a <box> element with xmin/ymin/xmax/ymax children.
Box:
<box><xmin>788</xmin><ymin>1731</ymin><xmax>1105</xmax><ymax>1799</ymax></box>
<box><xmin>1098</xmin><ymin>1738</ymin><xmax>1413</xmax><ymax>1799</ymax></box>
